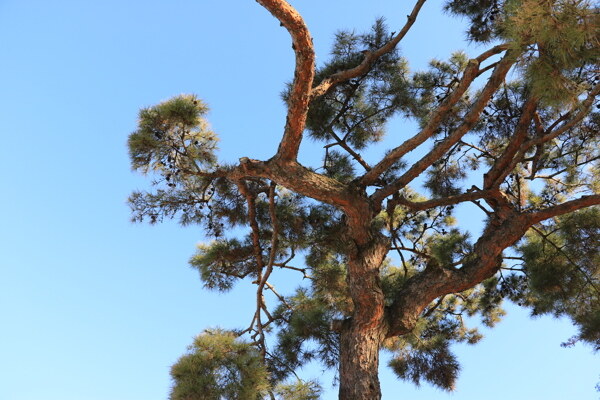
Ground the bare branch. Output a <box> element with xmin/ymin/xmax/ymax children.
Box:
<box><xmin>265</xmin><ymin>281</ymin><xmax>292</xmax><ymax>309</ymax></box>
<box><xmin>324</xmin><ymin>128</ymin><xmax>372</xmax><ymax>171</ymax></box>
<box><xmin>390</xmin><ymin>245</ymin><xmax>431</xmax><ymax>259</ymax></box>
<box><xmin>237</xmin><ymin>180</ymin><xmax>265</xmax><ymax>272</ymax></box>
<box><xmin>237</xmin><ymin>180</ymin><xmax>270</xmax><ymax>356</ymax></box>
<box><xmin>256</xmin><ymin>182</ymin><xmax>279</xmax><ymax>296</ymax></box>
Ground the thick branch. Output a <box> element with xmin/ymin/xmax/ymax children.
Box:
<box><xmin>235</xmin><ymin>158</ymin><xmax>374</xmax><ymax>244</ymax></box>
<box><xmin>310</xmin><ymin>0</ymin><xmax>427</xmax><ymax>99</ymax></box>
<box><xmin>386</xmin><ymin>212</ymin><xmax>531</xmax><ymax>336</ymax></box>
<box><xmin>257</xmin><ymin>0</ymin><xmax>315</xmax><ymax>161</ymax></box>
<box><xmin>386</xmin><ymin>192</ymin><xmax>600</xmax><ymax>336</ymax></box>
<box><xmin>361</xmin><ymin>60</ymin><xmax>479</xmax><ymax>187</ymax></box>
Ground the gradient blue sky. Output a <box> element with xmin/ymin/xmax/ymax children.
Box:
<box><xmin>0</xmin><ymin>1</ymin><xmax>597</xmax><ymax>399</ymax></box>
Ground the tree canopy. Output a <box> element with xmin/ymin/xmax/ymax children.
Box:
<box><xmin>128</xmin><ymin>0</ymin><xmax>599</xmax><ymax>398</ymax></box>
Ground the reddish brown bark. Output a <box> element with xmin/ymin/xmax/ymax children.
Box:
<box><xmin>339</xmin><ymin>234</ymin><xmax>388</xmax><ymax>399</ymax></box>
<box><xmin>339</xmin><ymin>321</ymin><xmax>384</xmax><ymax>400</ymax></box>
<box><xmin>256</xmin><ymin>0</ymin><xmax>315</xmax><ymax>162</ymax></box>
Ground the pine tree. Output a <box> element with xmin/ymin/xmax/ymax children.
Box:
<box><xmin>128</xmin><ymin>1</ymin><xmax>600</xmax><ymax>398</ymax></box>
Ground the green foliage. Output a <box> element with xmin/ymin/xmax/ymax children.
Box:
<box><xmin>389</xmin><ymin>341</ymin><xmax>460</xmax><ymax>390</ymax></box>
<box><xmin>305</xmin><ymin>20</ymin><xmax>414</xmax><ymax>150</ymax></box>
<box><xmin>383</xmin><ymin>279</ymin><xmax>511</xmax><ymax>390</ymax></box>
<box><xmin>271</xmin><ymin>289</ymin><xmax>340</xmax><ymax>381</ymax></box>
<box><xmin>128</xmin><ymin>94</ymin><xmax>218</xmax><ymax>174</ymax></box>
<box><xmin>424</xmin><ymin>161</ymin><xmax>467</xmax><ymax>198</ymax></box>
<box><xmin>274</xmin><ymin>380</ymin><xmax>322</xmax><ymax>400</ymax></box>
<box><xmin>190</xmin><ymin>239</ymin><xmax>256</xmax><ymax>291</ymax></box>
<box><xmin>476</xmin><ymin>277</ymin><xmax>508</xmax><ymax>327</ymax></box>
<box><xmin>308</xmin><ymin>253</ymin><xmax>351</xmax><ymax>312</ymax></box>
<box><xmin>322</xmin><ymin>150</ymin><xmax>356</xmax><ymax>183</ymax></box>
<box><xmin>517</xmin><ymin>208</ymin><xmax>600</xmax><ymax>349</ymax></box>
<box><xmin>446</xmin><ymin>0</ymin><xmax>599</xmax><ymax>107</ymax></box>
<box><xmin>411</xmin><ymin>52</ymin><xmax>473</xmax><ymax>127</ymax></box>
<box><xmin>428</xmin><ymin>229</ymin><xmax>472</xmax><ymax>265</ymax></box>
<box><xmin>502</xmin><ymin>0</ymin><xmax>599</xmax><ymax>107</ymax></box>
<box><xmin>444</xmin><ymin>0</ymin><xmax>502</xmax><ymax>42</ymax></box>
<box><xmin>170</xmin><ymin>329</ymin><xmax>269</xmax><ymax>400</ymax></box>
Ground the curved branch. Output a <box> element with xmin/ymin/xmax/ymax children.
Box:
<box><xmin>386</xmin><ymin>193</ymin><xmax>600</xmax><ymax>337</ymax></box>
<box><xmin>235</xmin><ymin>157</ymin><xmax>374</xmax><ymax>244</ymax></box>
<box><xmin>256</xmin><ymin>0</ymin><xmax>316</xmax><ymax>161</ymax></box>
<box><xmin>386</xmin><ymin>212</ymin><xmax>531</xmax><ymax>337</ymax></box>
<box><xmin>310</xmin><ymin>0</ymin><xmax>428</xmax><ymax>100</ymax></box>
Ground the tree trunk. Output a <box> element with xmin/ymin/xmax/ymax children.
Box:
<box><xmin>338</xmin><ymin>234</ymin><xmax>388</xmax><ymax>399</ymax></box>
<box><xmin>339</xmin><ymin>320</ymin><xmax>384</xmax><ymax>399</ymax></box>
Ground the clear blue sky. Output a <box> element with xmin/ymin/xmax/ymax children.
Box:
<box><xmin>0</xmin><ymin>1</ymin><xmax>596</xmax><ymax>399</ymax></box>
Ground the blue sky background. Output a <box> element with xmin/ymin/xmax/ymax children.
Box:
<box><xmin>0</xmin><ymin>1</ymin><xmax>597</xmax><ymax>399</ymax></box>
